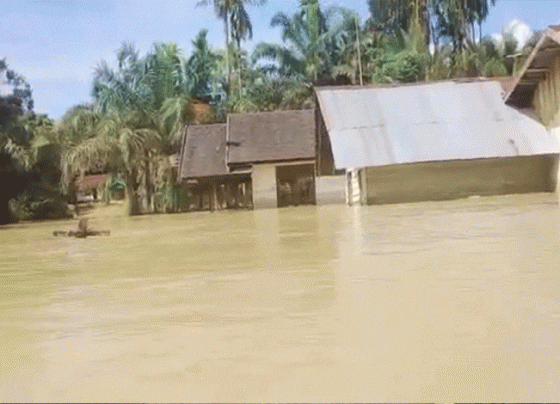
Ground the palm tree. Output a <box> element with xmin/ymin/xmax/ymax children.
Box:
<box><xmin>327</xmin><ymin>8</ymin><xmax>366</xmax><ymax>84</ymax></box>
<box><xmin>197</xmin><ymin>0</ymin><xmax>266</xmax><ymax>92</ymax></box>
<box><xmin>60</xmin><ymin>107</ymin><xmax>161</xmax><ymax>216</ymax></box>
<box><xmin>253</xmin><ymin>2</ymin><xmax>359</xmax><ymax>84</ymax></box>
<box><xmin>430</xmin><ymin>0</ymin><xmax>496</xmax><ymax>51</ymax></box>
<box><xmin>91</xmin><ymin>42</ymin><xmax>193</xmax><ymax>214</ymax></box>
<box><xmin>186</xmin><ymin>29</ymin><xmax>221</xmax><ymax>100</ymax></box>
<box><xmin>252</xmin><ymin>1</ymin><xmax>326</xmax><ymax>81</ymax></box>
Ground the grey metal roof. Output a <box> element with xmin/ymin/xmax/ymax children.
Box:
<box><xmin>179</xmin><ymin>124</ymin><xmax>229</xmax><ymax>179</ymax></box>
<box><xmin>506</xmin><ymin>26</ymin><xmax>560</xmax><ymax>107</ymax></box>
<box><xmin>227</xmin><ymin>109</ymin><xmax>316</xmax><ymax>165</ymax></box>
<box><xmin>316</xmin><ymin>80</ymin><xmax>559</xmax><ymax>170</ymax></box>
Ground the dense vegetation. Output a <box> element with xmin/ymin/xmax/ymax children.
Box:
<box><xmin>0</xmin><ymin>0</ymin><xmax>542</xmax><ymax>223</ymax></box>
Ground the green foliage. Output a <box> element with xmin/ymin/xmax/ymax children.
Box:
<box><xmin>252</xmin><ymin>1</ymin><xmax>357</xmax><ymax>84</ymax></box>
<box><xmin>60</xmin><ymin>41</ymin><xmax>195</xmax><ymax>216</ymax></box>
<box><xmin>367</xmin><ymin>0</ymin><xmax>414</xmax><ymax>34</ymax></box>
<box><xmin>9</xmin><ymin>193</ymin><xmax>70</xmax><ymax>222</ymax></box>
<box><xmin>372</xmin><ymin>50</ymin><xmax>427</xmax><ymax>83</ymax></box>
<box><xmin>186</xmin><ymin>29</ymin><xmax>222</xmax><ymax>100</ymax></box>
<box><xmin>0</xmin><ymin>60</ymin><xmax>72</xmax><ymax>224</ymax></box>
<box><xmin>0</xmin><ymin>58</ymin><xmax>33</xmax><ymax>111</ymax></box>
<box><xmin>223</xmin><ymin>76</ymin><xmax>314</xmax><ymax>113</ymax></box>
<box><xmin>368</xmin><ymin>0</ymin><xmax>497</xmax><ymax>51</ymax></box>
<box><xmin>197</xmin><ymin>0</ymin><xmax>267</xmax><ymax>92</ymax></box>
<box><xmin>483</xmin><ymin>58</ymin><xmax>508</xmax><ymax>77</ymax></box>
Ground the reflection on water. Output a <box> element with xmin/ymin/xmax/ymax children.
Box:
<box><xmin>1</xmin><ymin>193</ymin><xmax>560</xmax><ymax>401</ymax></box>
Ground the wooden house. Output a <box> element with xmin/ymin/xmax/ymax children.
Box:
<box><xmin>506</xmin><ymin>24</ymin><xmax>560</xmax><ymax>182</ymax></box>
<box><xmin>315</xmin><ymin>79</ymin><xmax>560</xmax><ymax>206</ymax></box>
<box><xmin>178</xmin><ymin>124</ymin><xmax>251</xmax><ymax>211</ymax></box>
<box><xmin>75</xmin><ymin>174</ymin><xmax>108</xmax><ymax>202</ymax></box>
<box><xmin>227</xmin><ymin>110</ymin><xmax>317</xmax><ymax>209</ymax></box>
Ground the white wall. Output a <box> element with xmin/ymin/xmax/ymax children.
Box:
<box><xmin>252</xmin><ymin>164</ymin><xmax>277</xmax><ymax>209</ymax></box>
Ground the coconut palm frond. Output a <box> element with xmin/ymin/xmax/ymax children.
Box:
<box><xmin>159</xmin><ymin>95</ymin><xmax>193</xmax><ymax>146</ymax></box>
<box><xmin>3</xmin><ymin>138</ymin><xmax>32</xmax><ymax>171</ymax></box>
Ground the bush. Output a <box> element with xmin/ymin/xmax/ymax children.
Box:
<box><xmin>9</xmin><ymin>192</ymin><xmax>71</xmax><ymax>222</ymax></box>
<box><xmin>483</xmin><ymin>58</ymin><xmax>508</xmax><ymax>77</ymax></box>
<box><xmin>372</xmin><ymin>51</ymin><xmax>427</xmax><ymax>83</ymax></box>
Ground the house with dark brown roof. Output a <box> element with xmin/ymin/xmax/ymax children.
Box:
<box><xmin>179</xmin><ymin>124</ymin><xmax>251</xmax><ymax>211</ymax></box>
<box><xmin>75</xmin><ymin>174</ymin><xmax>108</xmax><ymax>202</ymax></box>
<box><xmin>227</xmin><ymin>109</ymin><xmax>317</xmax><ymax>209</ymax></box>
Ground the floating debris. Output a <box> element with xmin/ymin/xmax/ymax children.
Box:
<box><xmin>53</xmin><ymin>218</ymin><xmax>110</xmax><ymax>238</ymax></box>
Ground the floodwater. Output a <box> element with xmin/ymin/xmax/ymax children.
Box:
<box><xmin>1</xmin><ymin>194</ymin><xmax>560</xmax><ymax>402</ymax></box>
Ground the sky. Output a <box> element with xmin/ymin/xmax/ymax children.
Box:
<box><xmin>1</xmin><ymin>0</ymin><xmax>559</xmax><ymax>120</ymax></box>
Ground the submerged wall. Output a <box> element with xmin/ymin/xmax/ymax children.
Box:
<box><xmin>316</xmin><ymin>175</ymin><xmax>345</xmax><ymax>205</ymax></box>
<box><xmin>362</xmin><ymin>155</ymin><xmax>559</xmax><ymax>205</ymax></box>
<box><xmin>252</xmin><ymin>164</ymin><xmax>277</xmax><ymax>209</ymax></box>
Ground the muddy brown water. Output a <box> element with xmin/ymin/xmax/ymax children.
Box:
<box><xmin>1</xmin><ymin>194</ymin><xmax>560</xmax><ymax>402</ymax></box>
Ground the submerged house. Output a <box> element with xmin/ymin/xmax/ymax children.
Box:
<box><xmin>227</xmin><ymin>110</ymin><xmax>317</xmax><ymax>209</ymax></box>
<box><xmin>315</xmin><ymin>79</ymin><xmax>560</xmax><ymax>205</ymax></box>
<box><xmin>75</xmin><ymin>174</ymin><xmax>108</xmax><ymax>202</ymax></box>
<box><xmin>178</xmin><ymin>124</ymin><xmax>251</xmax><ymax>211</ymax></box>
<box><xmin>506</xmin><ymin>25</ymin><xmax>560</xmax><ymax>166</ymax></box>
<box><xmin>178</xmin><ymin>27</ymin><xmax>560</xmax><ymax>213</ymax></box>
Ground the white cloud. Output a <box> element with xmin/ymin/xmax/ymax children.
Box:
<box><xmin>490</xmin><ymin>19</ymin><xmax>534</xmax><ymax>54</ymax></box>
<box><xmin>503</xmin><ymin>19</ymin><xmax>534</xmax><ymax>51</ymax></box>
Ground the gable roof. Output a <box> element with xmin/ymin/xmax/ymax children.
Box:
<box><xmin>227</xmin><ymin>109</ymin><xmax>316</xmax><ymax>165</ymax></box>
<box><xmin>316</xmin><ymin>80</ymin><xmax>559</xmax><ymax>170</ymax></box>
<box><xmin>179</xmin><ymin>124</ymin><xmax>229</xmax><ymax>179</ymax></box>
<box><xmin>505</xmin><ymin>25</ymin><xmax>560</xmax><ymax>107</ymax></box>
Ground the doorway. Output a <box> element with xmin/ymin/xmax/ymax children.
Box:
<box><xmin>275</xmin><ymin>164</ymin><xmax>316</xmax><ymax>208</ymax></box>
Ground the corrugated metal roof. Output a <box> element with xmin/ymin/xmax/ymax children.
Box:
<box><xmin>179</xmin><ymin>124</ymin><xmax>229</xmax><ymax>179</ymax></box>
<box><xmin>316</xmin><ymin>80</ymin><xmax>559</xmax><ymax>170</ymax></box>
<box><xmin>227</xmin><ymin>109</ymin><xmax>316</xmax><ymax>165</ymax></box>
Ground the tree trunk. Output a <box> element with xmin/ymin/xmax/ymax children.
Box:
<box><xmin>144</xmin><ymin>152</ymin><xmax>152</xmax><ymax>213</ymax></box>
<box><xmin>127</xmin><ymin>169</ymin><xmax>141</xmax><ymax>216</ymax></box>
<box><xmin>224</xmin><ymin>13</ymin><xmax>231</xmax><ymax>92</ymax></box>
<box><xmin>237</xmin><ymin>37</ymin><xmax>242</xmax><ymax>99</ymax></box>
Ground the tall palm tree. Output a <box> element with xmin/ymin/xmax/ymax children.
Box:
<box><xmin>186</xmin><ymin>29</ymin><xmax>221</xmax><ymax>100</ymax></box>
<box><xmin>197</xmin><ymin>0</ymin><xmax>266</xmax><ymax>92</ymax></box>
<box><xmin>81</xmin><ymin>42</ymin><xmax>192</xmax><ymax>215</ymax></box>
<box><xmin>253</xmin><ymin>1</ymin><xmax>352</xmax><ymax>83</ymax></box>
<box><xmin>430</xmin><ymin>0</ymin><xmax>496</xmax><ymax>51</ymax></box>
<box><xmin>60</xmin><ymin>107</ymin><xmax>161</xmax><ymax>216</ymax></box>
<box><xmin>142</xmin><ymin>43</ymin><xmax>190</xmax><ymax>111</ymax></box>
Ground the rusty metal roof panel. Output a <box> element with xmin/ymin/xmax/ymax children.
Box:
<box><xmin>179</xmin><ymin>124</ymin><xmax>229</xmax><ymax>179</ymax></box>
<box><xmin>316</xmin><ymin>80</ymin><xmax>559</xmax><ymax>170</ymax></box>
<box><xmin>227</xmin><ymin>109</ymin><xmax>316</xmax><ymax>164</ymax></box>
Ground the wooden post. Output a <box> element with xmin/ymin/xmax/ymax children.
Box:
<box><xmin>356</xmin><ymin>16</ymin><xmax>363</xmax><ymax>86</ymax></box>
<box><xmin>235</xmin><ymin>182</ymin><xmax>241</xmax><ymax>208</ymax></box>
<box><xmin>212</xmin><ymin>181</ymin><xmax>218</xmax><ymax>212</ymax></box>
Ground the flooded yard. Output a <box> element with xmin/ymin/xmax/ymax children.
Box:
<box><xmin>1</xmin><ymin>194</ymin><xmax>560</xmax><ymax>402</ymax></box>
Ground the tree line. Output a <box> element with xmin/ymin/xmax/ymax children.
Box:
<box><xmin>0</xmin><ymin>0</ymin><xmax>541</xmax><ymax>223</ymax></box>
